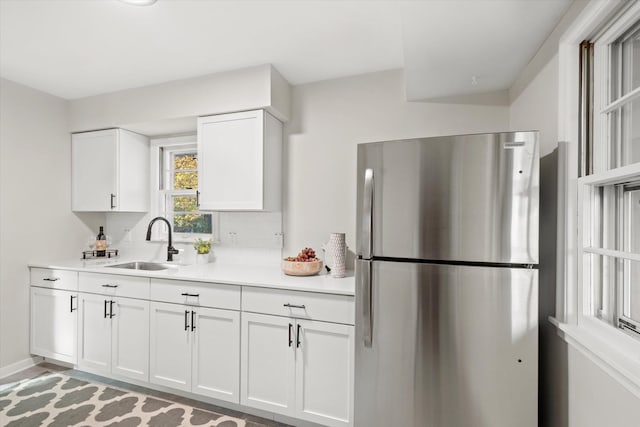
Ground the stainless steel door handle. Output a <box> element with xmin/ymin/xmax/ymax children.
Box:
<box><xmin>362</xmin><ymin>168</ymin><xmax>374</xmax><ymax>259</ymax></box>
<box><xmin>360</xmin><ymin>260</ymin><xmax>373</xmax><ymax>347</ymax></box>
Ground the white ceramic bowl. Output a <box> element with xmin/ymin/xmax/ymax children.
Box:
<box><xmin>281</xmin><ymin>259</ymin><xmax>323</xmax><ymax>276</ymax></box>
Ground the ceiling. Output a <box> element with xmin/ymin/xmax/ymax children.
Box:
<box><xmin>0</xmin><ymin>0</ymin><xmax>573</xmax><ymax>101</ymax></box>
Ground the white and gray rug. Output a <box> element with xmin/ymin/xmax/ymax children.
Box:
<box><xmin>0</xmin><ymin>372</ymin><xmax>246</xmax><ymax>427</ymax></box>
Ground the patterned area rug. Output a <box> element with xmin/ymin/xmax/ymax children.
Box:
<box><xmin>0</xmin><ymin>372</ymin><xmax>246</xmax><ymax>427</ymax></box>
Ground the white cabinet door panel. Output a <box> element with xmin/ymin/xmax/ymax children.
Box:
<box><xmin>149</xmin><ymin>302</ymin><xmax>191</xmax><ymax>392</ymax></box>
<box><xmin>241</xmin><ymin>312</ymin><xmax>295</xmax><ymax>415</ymax></box>
<box><xmin>111</xmin><ymin>298</ymin><xmax>149</xmax><ymax>382</ymax></box>
<box><xmin>198</xmin><ymin>111</ymin><xmax>263</xmax><ymax>210</ymax></box>
<box><xmin>72</xmin><ymin>130</ymin><xmax>117</xmax><ymax>211</ymax></box>
<box><xmin>296</xmin><ymin>320</ymin><xmax>354</xmax><ymax>427</ymax></box>
<box><xmin>192</xmin><ymin>307</ymin><xmax>240</xmax><ymax>403</ymax></box>
<box><xmin>77</xmin><ymin>293</ymin><xmax>111</xmax><ymax>376</ymax></box>
<box><xmin>30</xmin><ymin>287</ymin><xmax>77</xmax><ymax>364</ymax></box>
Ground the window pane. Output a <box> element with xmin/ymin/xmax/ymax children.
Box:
<box><xmin>173</xmin><ymin>213</ymin><xmax>212</xmax><ymax>234</ymax></box>
<box><xmin>174</xmin><ymin>153</ymin><xmax>197</xmax><ymax>171</ymax></box>
<box><xmin>173</xmin><ymin>195</ymin><xmax>197</xmax><ymax>212</ymax></box>
<box><xmin>624</xmin><ymin>186</ymin><xmax>640</xmax><ymax>252</ymax></box>
<box><xmin>620</xmin><ymin>25</ymin><xmax>640</xmax><ymax>96</ymax></box>
<box><xmin>622</xmin><ymin>259</ymin><xmax>640</xmax><ymax>324</ymax></box>
<box><xmin>174</xmin><ymin>171</ymin><xmax>198</xmax><ymax>190</ymax></box>
<box><xmin>173</xmin><ymin>153</ymin><xmax>198</xmax><ymax>189</ymax></box>
<box><xmin>621</xmin><ymin>99</ymin><xmax>640</xmax><ymax>165</ymax></box>
<box><xmin>588</xmin><ymin>253</ymin><xmax>618</xmax><ymax>325</ymax></box>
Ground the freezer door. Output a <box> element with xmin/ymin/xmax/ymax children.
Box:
<box><xmin>356</xmin><ymin>131</ymin><xmax>539</xmax><ymax>264</ymax></box>
<box><xmin>354</xmin><ymin>259</ymin><xmax>538</xmax><ymax>427</ymax></box>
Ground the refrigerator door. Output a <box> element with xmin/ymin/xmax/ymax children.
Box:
<box><xmin>356</xmin><ymin>131</ymin><xmax>539</xmax><ymax>264</ymax></box>
<box><xmin>354</xmin><ymin>259</ymin><xmax>538</xmax><ymax>427</ymax></box>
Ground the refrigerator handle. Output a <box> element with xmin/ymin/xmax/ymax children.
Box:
<box><xmin>362</xmin><ymin>168</ymin><xmax>374</xmax><ymax>259</ymax></box>
<box><xmin>359</xmin><ymin>260</ymin><xmax>373</xmax><ymax>347</ymax></box>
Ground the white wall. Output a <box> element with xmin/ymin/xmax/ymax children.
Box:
<box><xmin>283</xmin><ymin>69</ymin><xmax>510</xmax><ymax>258</ymax></box>
<box><xmin>568</xmin><ymin>346</ymin><xmax>640</xmax><ymax>427</ymax></box>
<box><xmin>0</xmin><ymin>78</ymin><xmax>102</xmax><ymax>373</ymax></box>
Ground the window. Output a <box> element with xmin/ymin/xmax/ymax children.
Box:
<box><xmin>151</xmin><ymin>136</ymin><xmax>215</xmax><ymax>241</ymax></box>
<box><xmin>579</xmin><ymin>11</ymin><xmax>640</xmax><ymax>340</ymax></box>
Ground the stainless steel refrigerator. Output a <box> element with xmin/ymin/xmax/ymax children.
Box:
<box><xmin>355</xmin><ymin>131</ymin><xmax>539</xmax><ymax>427</ymax></box>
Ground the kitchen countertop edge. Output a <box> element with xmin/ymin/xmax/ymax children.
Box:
<box><xmin>28</xmin><ymin>259</ymin><xmax>355</xmax><ymax>296</ymax></box>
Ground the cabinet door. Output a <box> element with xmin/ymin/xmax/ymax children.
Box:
<box><xmin>149</xmin><ymin>301</ymin><xmax>191</xmax><ymax>392</ymax></box>
<box><xmin>192</xmin><ymin>307</ymin><xmax>240</xmax><ymax>403</ymax></box>
<box><xmin>296</xmin><ymin>320</ymin><xmax>354</xmax><ymax>427</ymax></box>
<box><xmin>77</xmin><ymin>293</ymin><xmax>111</xmax><ymax>376</ymax></box>
<box><xmin>111</xmin><ymin>297</ymin><xmax>149</xmax><ymax>382</ymax></box>
<box><xmin>71</xmin><ymin>130</ymin><xmax>117</xmax><ymax>211</ymax></box>
<box><xmin>240</xmin><ymin>312</ymin><xmax>295</xmax><ymax>416</ymax></box>
<box><xmin>198</xmin><ymin>110</ymin><xmax>264</xmax><ymax>210</ymax></box>
<box><xmin>30</xmin><ymin>287</ymin><xmax>77</xmax><ymax>364</ymax></box>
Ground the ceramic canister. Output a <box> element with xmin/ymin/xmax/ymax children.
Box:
<box><xmin>326</xmin><ymin>232</ymin><xmax>346</xmax><ymax>278</ymax></box>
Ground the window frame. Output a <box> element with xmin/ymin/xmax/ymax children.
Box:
<box><xmin>149</xmin><ymin>135</ymin><xmax>218</xmax><ymax>243</ymax></box>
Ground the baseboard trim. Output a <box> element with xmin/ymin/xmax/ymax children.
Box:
<box><xmin>0</xmin><ymin>356</ymin><xmax>44</xmax><ymax>379</ymax></box>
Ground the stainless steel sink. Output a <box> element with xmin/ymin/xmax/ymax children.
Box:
<box><xmin>105</xmin><ymin>261</ymin><xmax>176</xmax><ymax>271</ymax></box>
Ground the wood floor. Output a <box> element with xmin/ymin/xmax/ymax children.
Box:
<box><xmin>1</xmin><ymin>362</ymin><xmax>293</xmax><ymax>427</ymax></box>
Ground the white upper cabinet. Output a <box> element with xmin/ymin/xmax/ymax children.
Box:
<box><xmin>197</xmin><ymin>109</ymin><xmax>282</xmax><ymax>211</ymax></box>
<box><xmin>72</xmin><ymin>128</ymin><xmax>149</xmax><ymax>212</ymax></box>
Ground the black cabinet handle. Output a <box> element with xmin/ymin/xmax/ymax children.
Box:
<box><xmin>43</xmin><ymin>277</ymin><xmax>60</xmax><ymax>282</ymax></box>
<box><xmin>104</xmin><ymin>300</ymin><xmax>108</xmax><ymax>318</ymax></box>
<box><xmin>191</xmin><ymin>311</ymin><xmax>196</xmax><ymax>332</ymax></box>
<box><xmin>288</xmin><ymin>323</ymin><xmax>293</xmax><ymax>347</ymax></box>
<box><xmin>110</xmin><ymin>193</ymin><xmax>116</xmax><ymax>209</ymax></box>
<box><xmin>296</xmin><ymin>324</ymin><xmax>302</xmax><ymax>348</ymax></box>
<box><xmin>181</xmin><ymin>293</ymin><xmax>200</xmax><ymax>297</ymax></box>
<box><xmin>109</xmin><ymin>300</ymin><xmax>115</xmax><ymax>318</ymax></box>
<box><xmin>102</xmin><ymin>284</ymin><xmax>118</xmax><ymax>288</ymax></box>
<box><xmin>284</xmin><ymin>303</ymin><xmax>306</xmax><ymax>309</ymax></box>
<box><xmin>184</xmin><ymin>310</ymin><xmax>190</xmax><ymax>331</ymax></box>
<box><xmin>70</xmin><ymin>295</ymin><xmax>77</xmax><ymax>312</ymax></box>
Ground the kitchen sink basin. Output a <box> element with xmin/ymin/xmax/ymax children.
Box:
<box><xmin>106</xmin><ymin>261</ymin><xmax>176</xmax><ymax>271</ymax></box>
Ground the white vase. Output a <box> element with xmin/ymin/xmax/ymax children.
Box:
<box><xmin>196</xmin><ymin>253</ymin><xmax>210</xmax><ymax>264</ymax></box>
<box><xmin>323</xmin><ymin>233</ymin><xmax>346</xmax><ymax>278</ymax></box>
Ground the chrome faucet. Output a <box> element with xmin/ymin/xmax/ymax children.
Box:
<box><xmin>146</xmin><ymin>216</ymin><xmax>179</xmax><ymax>262</ymax></box>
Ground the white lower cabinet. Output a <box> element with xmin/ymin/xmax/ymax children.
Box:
<box><xmin>149</xmin><ymin>301</ymin><xmax>240</xmax><ymax>404</ymax></box>
<box><xmin>241</xmin><ymin>312</ymin><xmax>354</xmax><ymax>427</ymax></box>
<box><xmin>30</xmin><ymin>287</ymin><xmax>78</xmax><ymax>364</ymax></box>
<box><xmin>30</xmin><ymin>267</ymin><xmax>355</xmax><ymax>427</ymax></box>
<box><xmin>77</xmin><ymin>292</ymin><xmax>149</xmax><ymax>382</ymax></box>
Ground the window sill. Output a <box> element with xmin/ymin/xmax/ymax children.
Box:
<box><xmin>550</xmin><ymin>316</ymin><xmax>640</xmax><ymax>399</ymax></box>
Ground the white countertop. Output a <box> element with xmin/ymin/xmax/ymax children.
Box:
<box><xmin>28</xmin><ymin>258</ymin><xmax>355</xmax><ymax>296</ymax></box>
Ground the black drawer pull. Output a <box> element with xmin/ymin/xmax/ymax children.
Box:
<box><xmin>104</xmin><ymin>300</ymin><xmax>108</xmax><ymax>318</ymax></box>
<box><xmin>288</xmin><ymin>323</ymin><xmax>293</xmax><ymax>347</ymax></box>
<box><xmin>284</xmin><ymin>303</ymin><xmax>306</xmax><ymax>309</ymax></box>
<box><xmin>181</xmin><ymin>293</ymin><xmax>200</xmax><ymax>297</ymax></box>
<box><xmin>43</xmin><ymin>278</ymin><xmax>60</xmax><ymax>282</ymax></box>
<box><xmin>296</xmin><ymin>324</ymin><xmax>302</xmax><ymax>348</ymax></box>
<box><xmin>184</xmin><ymin>310</ymin><xmax>190</xmax><ymax>331</ymax></box>
<box><xmin>102</xmin><ymin>284</ymin><xmax>118</xmax><ymax>288</ymax></box>
<box><xmin>70</xmin><ymin>295</ymin><xmax>77</xmax><ymax>312</ymax></box>
<box><xmin>191</xmin><ymin>311</ymin><xmax>196</xmax><ymax>332</ymax></box>
<box><xmin>109</xmin><ymin>300</ymin><xmax>115</xmax><ymax>318</ymax></box>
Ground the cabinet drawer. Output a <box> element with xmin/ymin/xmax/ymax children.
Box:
<box><xmin>150</xmin><ymin>279</ymin><xmax>240</xmax><ymax>310</ymax></box>
<box><xmin>242</xmin><ymin>287</ymin><xmax>354</xmax><ymax>325</ymax></box>
<box><xmin>30</xmin><ymin>268</ymin><xmax>78</xmax><ymax>291</ymax></box>
<box><xmin>79</xmin><ymin>272</ymin><xmax>149</xmax><ymax>299</ymax></box>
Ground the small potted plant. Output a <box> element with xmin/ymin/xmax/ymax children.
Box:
<box><xmin>193</xmin><ymin>238</ymin><xmax>212</xmax><ymax>264</ymax></box>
